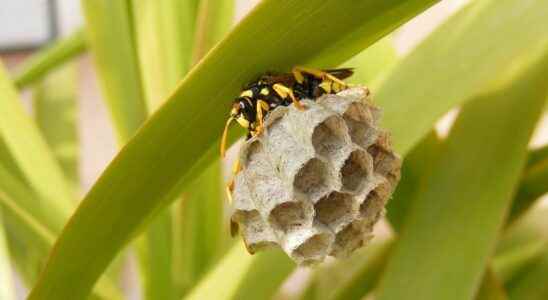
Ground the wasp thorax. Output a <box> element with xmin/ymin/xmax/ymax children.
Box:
<box><xmin>230</xmin><ymin>87</ymin><xmax>401</xmax><ymax>265</ymax></box>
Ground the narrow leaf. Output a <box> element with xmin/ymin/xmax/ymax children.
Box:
<box><xmin>131</xmin><ymin>0</ymin><xmax>200</xmax><ymax>298</ymax></box>
<box><xmin>33</xmin><ymin>64</ymin><xmax>79</xmax><ymax>190</ymax></box>
<box><xmin>132</xmin><ymin>0</ymin><xmax>198</xmax><ymax>111</ymax></box>
<box><xmin>475</xmin><ymin>269</ymin><xmax>508</xmax><ymax>300</ymax></box>
<box><xmin>508</xmin><ymin>151</ymin><xmax>548</xmax><ymax>222</ymax></box>
<box><xmin>81</xmin><ymin>0</ymin><xmax>147</xmax><ymax>144</ymax></box>
<box><xmin>0</xmin><ymin>213</ymin><xmax>16</xmax><ymax>300</ymax></box>
<box><xmin>13</xmin><ymin>29</ymin><xmax>86</xmax><ymax>89</ymax></box>
<box><xmin>375</xmin><ymin>0</ymin><xmax>548</xmax><ymax>156</ymax></box>
<box><xmin>376</xmin><ymin>47</ymin><xmax>548</xmax><ymax>300</ymax></box>
<box><xmin>173</xmin><ymin>0</ymin><xmax>234</xmax><ymax>296</ymax></box>
<box><xmin>0</xmin><ymin>189</ymin><xmax>121</xmax><ymax>300</ymax></box>
<box><xmin>0</xmin><ymin>61</ymin><xmax>73</xmax><ymax>231</ymax></box>
<box><xmin>506</xmin><ymin>246</ymin><xmax>548</xmax><ymax>300</ymax></box>
<box><xmin>191</xmin><ymin>0</ymin><xmax>235</xmax><ymax>63</ymax></box>
<box><xmin>184</xmin><ymin>244</ymin><xmax>293</xmax><ymax>300</ymax></box>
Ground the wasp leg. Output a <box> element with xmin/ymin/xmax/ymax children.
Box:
<box><xmin>293</xmin><ymin>66</ymin><xmax>348</xmax><ymax>88</ymax></box>
<box><xmin>226</xmin><ymin>180</ymin><xmax>234</xmax><ymax>204</ymax></box>
<box><xmin>273</xmin><ymin>83</ymin><xmax>304</xmax><ymax>110</ymax></box>
<box><xmin>226</xmin><ymin>155</ymin><xmax>243</xmax><ymax>204</ymax></box>
<box><xmin>255</xmin><ymin>100</ymin><xmax>270</xmax><ymax>136</ymax></box>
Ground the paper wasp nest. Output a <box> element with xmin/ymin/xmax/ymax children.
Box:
<box><xmin>230</xmin><ymin>87</ymin><xmax>401</xmax><ymax>265</ymax></box>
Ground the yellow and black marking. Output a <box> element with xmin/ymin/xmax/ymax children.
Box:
<box><xmin>220</xmin><ymin>66</ymin><xmax>353</xmax><ymax>158</ymax></box>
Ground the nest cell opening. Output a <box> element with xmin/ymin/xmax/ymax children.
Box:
<box><xmin>312</xmin><ymin>116</ymin><xmax>347</xmax><ymax>159</ymax></box>
<box><xmin>331</xmin><ymin>222</ymin><xmax>364</xmax><ymax>257</ymax></box>
<box><xmin>292</xmin><ymin>232</ymin><xmax>331</xmax><ymax>264</ymax></box>
<box><xmin>314</xmin><ymin>192</ymin><xmax>354</xmax><ymax>229</ymax></box>
<box><xmin>340</xmin><ymin>150</ymin><xmax>372</xmax><ymax>192</ymax></box>
<box><xmin>367</xmin><ymin>143</ymin><xmax>397</xmax><ymax>174</ymax></box>
<box><xmin>343</xmin><ymin>103</ymin><xmax>375</xmax><ymax>148</ymax></box>
<box><xmin>235</xmin><ymin>210</ymin><xmax>276</xmax><ymax>253</ymax></box>
<box><xmin>269</xmin><ymin>201</ymin><xmax>307</xmax><ymax>233</ymax></box>
<box><xmin>293</xmin><ymin>158</ymin><xmax>330</xmax><ymax>201</ymax></box>
<box><xmin>359</xmin><ymin>182</ymin><xmax>389</xmax><ymax>220</ymax></box>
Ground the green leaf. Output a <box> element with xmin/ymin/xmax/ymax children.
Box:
<box><xmin>33</xmin><ymin>64</ymin><xmax>79</xmax><ymax>190</ymax></box>
<box><xmin>508</xmin><ymin>147</ymin><xmax>548</xmax><ymax>223</ymax></box>
<box><xmin>28</xmin><ymin>1</ymin><xmax>441</xmax><ymax>298</ymax></box>
<box><xmin>13</xmin><ymin>29</ymin><xmax>86</xmax><ymax>89</ymax></box>
<box><xmin>0</xmin><ymin>188</ymin><xmax>121</xmax><ymax>300</ymax></box>
<box><xmin>386</xmin><ymin>131</ymin><xmax>442</xmax><ymax>232</ymax></box>
<box><xmin>327</xmin><ymin>239</ymin><xmax>394</xmax><ymax>300</ymax></box>
<box><xmin>375</xmin><ymin>0</ymin><xmax>548</xmax><ymax>156</ymax></box>
<box><xmin>172</xmin><ymin>0</ymin><xmax>233</xmax><ymax>296</ymax></box>
<box><xmin>81</xmin><ymin>0</ymin><xmax>147</xmax><ymax>144</ymax></box>
<box><xmin>183</xmin><ymin>244</ymin><xmax>255</xmax><ymax>300</ymax></box>
<box><xmin>131</xmin><ymin>0</ymin><xmax>199</xmax><ymax>111</ymax></box>
<box><xmin>494</xmin><ymin>206</ymin><xmax>548</xmax><ymax>283</ymax></box>
<box><xmin>191</xmin><ymin>0</ymin><xmax>235</xmax><ymax>63</ymax></box>
<box><xmin>0</xmin><ymin>61</ymin><xmax>73</xmax><ymax>232</ymax></box>
<box><xmin>131</xmin><ymin>0</ymin><xmax>201</xmax><ymax>298</ymax></box>
<box><xmin>230</xmin><ymin>248</ymin><xmax>294</xmax><ymax>300</ymax></box>
<box><xmin>506</xmin><ymin>246</ymin><xmax>548</xmax><ymax>300</ymax></box>
<box><xmin>184</xmin><ymin>244</ymin><xmax>294</xmax><ymax>300</ymax></box>
<box><xmin>375</xmin><ymin>47</ymin><xmax>548</xmax><ymax>300</ymax></box>
<box><xmin>0</xmin><ymin>213</ymin><xmax>16</xmax><ymax>300</ymax></box>
<box><xmin>174</xmin><ymin>161</ymin><xmax>225</xmax><ymax>296</ymax></box>
<box><xmin>475</xmin><ymin>269</ymin><xmax>508</xmax><ymax>300</ymax></box>
<box><xmin>342</xmin><ymin>35</ymin><xmax>397</xmax><ymax>88</ymax></box>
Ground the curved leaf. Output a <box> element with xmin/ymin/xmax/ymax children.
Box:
<box><xmin>33</xmin><ymin>64</ymin><xmax>79</xmax><ymax>190</ymax></box>
<box><xmin>0</xmin><ymin>62</ymin><xmax>73</xmax><ymax>231</ymax></box>
<box><xmin>13</xmin><ymin>30</ymin><xmax>86</xmax><ymax>89</ymax></box>
<box><xmin>375</xmin><ymin>0</ymin><xmax>548</xmax><ymax>156</ymax></box>
<box><xmin>376</xmin><ymin>46</ymin><xmax>548</xmax><ymax>300</ymax></box>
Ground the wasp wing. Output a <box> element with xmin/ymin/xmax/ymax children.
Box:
<box><xmin>324</xmin><ymin>68</ymin><xmax>354</xmax><ymax>80</ymax></box>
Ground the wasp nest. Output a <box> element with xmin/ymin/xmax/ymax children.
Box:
<box><xmin>230</xmin><ymin>87</ymin><xmax>401</xmax><ymax>265</ymax></box>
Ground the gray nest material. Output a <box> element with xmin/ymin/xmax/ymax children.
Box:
<box><xmin>230</xmin><ymin>86</ymin><xmax>401</xmax><ymax>265</ymax></box>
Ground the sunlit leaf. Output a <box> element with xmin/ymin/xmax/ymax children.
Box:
<box><xmin>0</xmin><ymin>62</ymin><xmax>73</xmax><ymax>232</ymax></box>
<box><xmin>33</xmin><ymin>64</ymin><xmax>79</xmax><ymax>190</ymax></box>
<box><xmin>376</xmin><ymin>47</ymin><xmax>548</xmax><ymax>300</ymax></box>
<box><xmin>13</xmin><ymin>30</ymin><xmax>86</xmax><ymax>89</ymax></box>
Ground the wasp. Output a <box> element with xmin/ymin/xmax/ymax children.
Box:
<box><xmin>220</xmin><ymin>66</ymin><xmax>354</xmax><ymax>157</ymax></box>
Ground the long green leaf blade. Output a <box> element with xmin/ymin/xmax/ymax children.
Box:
<box><xmin>376</xmin><ymin>47</ymin><xmax>548</xmax><ymax>300</ymax></box>
<box><xmin>506</xmin><ymin>246</ymin><xmax>548</xmax><ymax>300</ymax></box>
<box><xmin>376</xmin><ymin>0</ymin><xmax>548</xmax><ymax>156</ymax></box>
<box><xmin>0</xmin><ymin>213</ymin><xmax>15</xmax><ymax>300</ymax></box>
<box><xmin>131</xmin><ymin>0</ymin><xmax>200</xmax><ymax>298</ymax></box>
<box><xmin>13</xmin><ymin>30</ymin><xmax>86</xmax><ymax>89</ymax></box>
<box><xmin>172</xmin><ymin>0</ymin><xmax>233</xmax><ymax>296</ymax></box>
<box><xmin>28</xmin><ymin>1</ymin><xmax>440</xmax><ymax>298</ymax></box>
<box><xmin>0</xmin><ymin>189</ymin><xmax>121</xmax><ymax>300</ymax></box>
<box><xmin>81</xmin><ymin>0</ymin><xmax>147</xmax><ymax>144</ymax></box>
<box><xmin>475</xmin><ymin>269</ymin><xmax>508</xmax><ymax>300</ymax></box>
<box><xmin>0</xmin><ymin>62</ymin><xmax>73</xmax><ymax>231</ymax></box>
<box><xmin>33</xmin><ymin>64</ymin><xmax>80</xmax><ymax>190</ymax></box>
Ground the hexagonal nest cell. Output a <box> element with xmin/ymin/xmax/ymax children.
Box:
<box><xmin>340</xmin><ymin>149</ymin><xmax>372</xmax><ymax>192</ymax></box>
<box><xmin>314</xmin><ymin>192</ymin><xmax>354</xmax><ymax>231</ymax></box>
<box><xmin>312</xmin><ymin>116</ymin><xmax>348</xmax><ymax>159</ymax></box>
<box><xmin>293</xmin><ymin>158</ymin><xmax>331</xmax><ymax>202</ymax></box>
<box><xmin>230</xmin><ymin>87</ymin><xmax>401</xmax><ymax>265</ymax></box>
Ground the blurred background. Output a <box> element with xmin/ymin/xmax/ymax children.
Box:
<box><xmin>2</xmin><ymin>0</ymin><xmax>547</xmax><ymax>299</ymax></box>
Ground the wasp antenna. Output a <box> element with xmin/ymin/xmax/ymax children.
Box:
<box><xmin>221</xmin><ymin>117</ymin><xmax>234</xmax><ymax>157</ymax></box>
